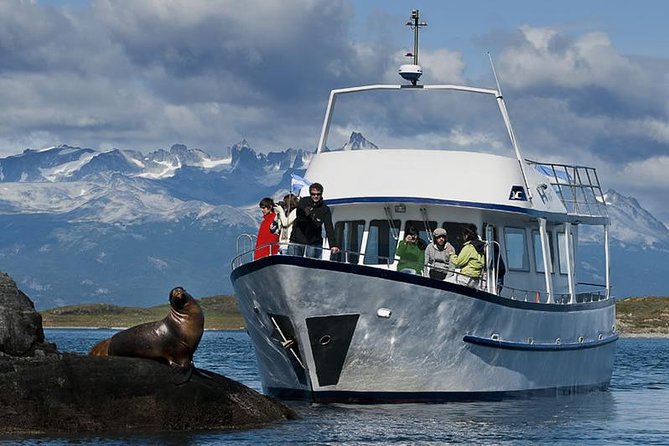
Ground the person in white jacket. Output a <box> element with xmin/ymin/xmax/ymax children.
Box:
<box><xmin>273</xmin><ymin>194</ymin><xmax>299</xmax><ymax>254</ymax></box>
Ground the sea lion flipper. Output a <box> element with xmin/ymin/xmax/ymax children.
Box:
<box><xmin>192</xmin><ymin>367</ymin><xmax>214</xmax><ymax>380</ymax></box>
<box><xmin>172</xmin><ymin>364</ymin><xmax>194</xmax><ymax>385</ymax></box>
<box><xmin>89</xmin><ymin>338</ymin><xmax>112</xmax><ymax>356</ymax></box>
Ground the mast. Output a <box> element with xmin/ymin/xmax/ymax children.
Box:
<box><xmin>399</xmin><ymin>9</ymin><xmax>427</xmax><ymax>86</ymax></box>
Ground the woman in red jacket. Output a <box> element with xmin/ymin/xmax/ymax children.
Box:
<box><xmin>254</xmin><ymin>197</ymin><xmax>280</xmax><ymax>259</ymax></box>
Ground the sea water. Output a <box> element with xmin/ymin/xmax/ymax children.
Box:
<box><xmin>2</xmin><ymin>330</ymin><xmax>668</xmax><ymax>445</ymax></box>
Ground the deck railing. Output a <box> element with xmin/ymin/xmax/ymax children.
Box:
<box><xmin>527</xmin><ymin>160</ymin><xmax>608</xmax><ymax>220</ymax></box>
<box><xmin>231</xmin><ymin>236</ymin><xmax>608</xmax><ymax>304</ymax></box>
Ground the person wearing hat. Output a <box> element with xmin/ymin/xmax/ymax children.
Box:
<box><xmin>449</xmin><ymin>225</ymin><xmax>486</xmax><ymax>287</ymax></box>
<box><xmin>424</xmin><ymin>227</ymin><xmax>456</xmax><ymax>281</ymax></box>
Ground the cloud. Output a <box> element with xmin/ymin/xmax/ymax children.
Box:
<box><xmin>0</xmin><ymin>0</ymin><xmax>365</xmax><ymax>152</ymax></box>
<box><xmin>0</xmin><ymin>2</ymin><xmax>667</xmax><ymax>222</ymax></box>
<box><xmin>620</xmin><ymin>156</ymin><xmax>669</xmax><ymax>188</ymax></box>
<box><xmin>504</xmin><ymin>28</ymin><xmax>629</xmax><ymax>87</ymax></box>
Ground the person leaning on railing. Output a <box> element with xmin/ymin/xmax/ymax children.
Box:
<box><xmin>449</xmin><ymin>226</ymin><xmax>485</xmax><ymax>287</ymax></box>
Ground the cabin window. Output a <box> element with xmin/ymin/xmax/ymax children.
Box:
<box><xmin>364</xmin><ymin>219</ymin><xmax>401</xmax><ymax>265</ymax></box>
<box><xmin>334</xmin><ymin>220</ymin><xmax>365</xmax><ymax>264</ymax></box>
<box><xmin>404</xmin><ymin>220</ymin><xmax>436</xmax><ymax>245</ymax></box>
<box><xmin>556</xmin><ymin>232</ymin><xmax>574</xmax><ymax>275</ymax></box>
<box><xmin>442</xmin><ymin>222</ymin><xmax>474</xmax><ymax>253</ymax></box>
<box><xmin>532</xmin><ymin>230</ymin><xmax>554</xmax><ymax>273</ymax></box>
<box><xmin>503</xmin><ymin>227</ymin><xmax>529</xmax><ymax>271</ymax></box>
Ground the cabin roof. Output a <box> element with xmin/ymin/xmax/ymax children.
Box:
<box><xmin>305</xmin><ymin>149</ymin><xmax>608</xmax><ymax>225</ymax></box>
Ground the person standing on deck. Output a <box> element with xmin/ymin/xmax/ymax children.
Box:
<box><xmin>449</xmin><ymin>226</ymin><xmax>485</xmax><ymax>287</ymax></box>
<box><xmin>396</xmin><ymin>226</ymin><xmax>426</xmax><ymax>275</ymax></box>
<box><xmin>254</xmin><ymin>197</ymin><xmax>280</xmax><ymax>259</ymax></box>
<box><xmin>425</xmin><ymin>227</ymin><xmax>456</xmax><ymax>280</ymax></box>
<box><xmin>289</xmin><ymin>183</ymin><xmax>340</xmax><ymax>259</ymax></box>
<box><xmin>273</xmin><ymin>194</ymin><xmax>298</xmax><ymax>254</ymax></box>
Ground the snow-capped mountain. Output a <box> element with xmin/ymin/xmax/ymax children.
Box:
<box><xmin>0</xmin><ymin>138</ymin><xmax>322</xmax><ymax>308</ymax></box>
<box><xmin>335</xmin><ymin>132</ymin><xmax>379</xmax><ymax>151</ymax></box>
<box><xmin>0</xmin><ymin>134</ymin><xmax>665</xmax><ymax>308</ymax></box>
<box><xmin>603</xmin><ymin>189</ymin><xmax>669</xmax><ymax>248</ymax></box>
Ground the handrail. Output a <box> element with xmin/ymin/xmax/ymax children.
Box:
<box><xmin>230</xmin><ymin>242</ymin><xmax>609</xmax><ymax>304</ymax></box>
<box><xmin>527</xmin><ymin>160</ymin><xmax>608</xmax><ymax>220</ymax></box>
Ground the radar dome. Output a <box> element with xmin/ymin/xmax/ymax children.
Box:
<box><xmin>399</xmin><ymin>64</ymin><xmax>422</xmax><ymax>84</ymax></box>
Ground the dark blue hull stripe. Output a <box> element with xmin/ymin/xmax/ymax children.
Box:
<box><xmin>231</xmin><ymin>255</ymin><xmax>615</xmax><ymax>313</ymax></box>
<box><xmin>267</xmin><ymin>383</ymin><xmax>611</xmax><ymax>404</ymax></box>
<box><xmin>463</xmin><ymin>334</ymin><xmax>618</xmax><ymax>351</ymax></box>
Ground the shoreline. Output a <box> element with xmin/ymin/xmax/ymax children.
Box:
<box><xmin>616</xmin><ymin>332</ymin><xmax>669</xmax><ymax>339</ymax></box>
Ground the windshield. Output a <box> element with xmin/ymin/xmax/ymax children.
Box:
<box><xmin>323</xmin><ymin>87</ymin><xmax>512</xmax><ymax>155</ymax></box>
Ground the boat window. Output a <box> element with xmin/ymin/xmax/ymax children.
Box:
<box><xmin>334</xmin><ymin>220</ymin><xmax>365</xmax><ymax>264</ymax></box>
<box><xmin>556</xmin><ymin>232</ymin><xmax>574</xmax><ymax>275</ymax></box>
<box><xmin>503</xmin><ymin>227</ymin><xmax>529</xmax><ymax>271</ymax></box>
<box><xmin>404</xmin><ymin>220</ymin><xmax>436</xmax><ymax>245</ymax></box>
<box><xmin>364</xmin><ymin>219</ymin><xmax>400</xmax><ymax>265</ymax></box>
<box><xmin>442</xmin><ymin>222</ymin><xmax>474</xmax><ymax>253</ymax></box>
<box><xmin>532</xmin><ymin>230</ymin><xmax>554</xmax><ymax>273</ymax></box>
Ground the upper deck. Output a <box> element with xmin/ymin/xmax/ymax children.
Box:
<box><xmin>305</xmin><ymin>149</ymin><xmax>608</xmax><ymax>225</ymax></box>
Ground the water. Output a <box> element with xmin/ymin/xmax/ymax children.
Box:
<box><xmin>3</xmin><ymin>330</ymin><xmax>668</xmax><ymax>445</ymax></box>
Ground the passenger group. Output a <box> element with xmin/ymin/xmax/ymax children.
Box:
<box><xmin>253</xmin><ymin>182</ymin><xmax>499</xmax><ymax>289</ymax></box>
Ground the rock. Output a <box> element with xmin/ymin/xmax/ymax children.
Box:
<box><xmin>0</xmin><ymin>271</ymin><xmax>297</xmax><ymax>433</ymax></box>
<box><xmin>0</xmin><ymin>272</ymin><xmax>56</xmax><ymax>357</ymax></box>
<box><xmin>0</xmin><ymin>354</ymin><xmax>296</xmax><ymax>434</ymax></box>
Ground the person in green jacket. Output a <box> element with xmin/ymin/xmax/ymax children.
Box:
<box><xmin>396</xmin><ymin>226</ymin><xmax>426</xmax><ymax>275</ymax></box>
<box><xmin>450</xmin><ymin>226</ymin><xmax>486</xmax><ymax>287</ymax></box>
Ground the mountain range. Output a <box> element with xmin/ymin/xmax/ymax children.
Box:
<box><xmin>0</xmin><ymin>133</ymin><xmax>666</xmax><ymax>308</ymax></box>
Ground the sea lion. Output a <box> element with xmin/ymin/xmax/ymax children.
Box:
<box><xmin>89</xmin><ymin>287</ymin><xmax>205</xmax><ymax>380</ymax></box>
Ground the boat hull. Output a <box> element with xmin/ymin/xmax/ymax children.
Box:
<box><xmin>231</xmin><ymin>256</ymin><xmax>617</xmax><ymax>403</ymax></box>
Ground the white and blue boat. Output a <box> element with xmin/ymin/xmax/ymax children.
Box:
<box><xmin>230</xmin><ymin>10</ymin><xmax>616</xmax><ymax>403</ymax></box>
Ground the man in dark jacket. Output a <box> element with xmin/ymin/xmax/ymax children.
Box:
<box><xmin>289</xmin><ymin>182</ymin><xmax>340</xmax><ymax>259</ymax></box>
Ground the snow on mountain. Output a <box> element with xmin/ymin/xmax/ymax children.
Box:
<box><xmin>580</xmin><ymin>189</ymin><xmax>669</xmax><ymax>249</ymax></box>
<box><xmin>0</xmin><ymin>133</ymin><xmax>665</xmax><ymax>306</ymax></box>
<box><xmin>0</xmin><ymin>145</ymin><xmax>97</xmax><ymax>182</ymax></box>
<box><xmin>137</xmin><ymin>144</ymin><xmax>232</xmax><ymax>179</ymax></box>
<box><xmin>39</xmin><ymin>151</ymin><xmax>99</xmax><ymax>182</ymax></box>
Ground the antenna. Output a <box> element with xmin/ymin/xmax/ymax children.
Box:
<box><xmin>487</xmin><ymin>51</ymin><xmax>503</xmax><ymax>97</ymax></box>
<box><xmin>399</xmin><ymin>9</ymin><xmax>427</xmax><ymax>85</ymax></box>
<box><xmin>487</xmin><ymin>51</ymin><xmax>534</xmax><ymax>201</ymax></box>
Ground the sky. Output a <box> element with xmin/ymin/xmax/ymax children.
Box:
<box><xmin>1</xmin><ymin>0</ymin><xmax>668</xmax><ymax>223</ymax></box>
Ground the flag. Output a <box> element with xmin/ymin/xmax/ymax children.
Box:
<box><xmin>290</xmin><ymin>173</ymin><xmax>312</xmax><ymax>196</ymax></box>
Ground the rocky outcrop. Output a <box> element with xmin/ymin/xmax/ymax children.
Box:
<box><xmin>0</xmin><ymin>271</ymin><xmax>296</xmax><ymax>434</ymax></box>
<box><xmin>0</xmin><ymin>272</ymin><xmax>56</xmax><ymax>357</ymax></box>
<box><xmin>0</xmin><ymin>354</ymin><xmax>296</xmax><ymax>434</ymax></box>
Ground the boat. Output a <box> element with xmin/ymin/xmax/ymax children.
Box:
<box><xmin>230</xmin><ymin>10</ymin><xmax>617</xmax><ymax>403</ymax></box>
